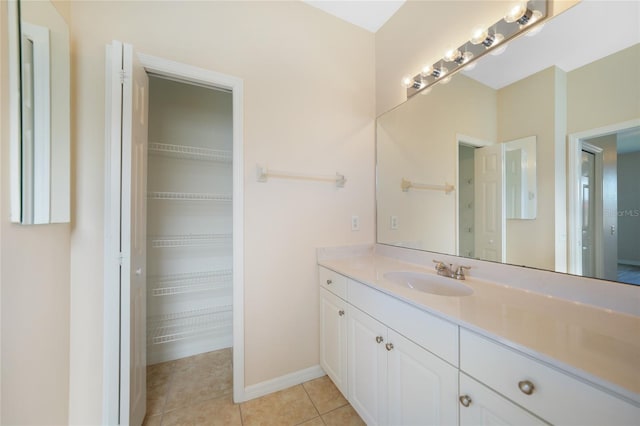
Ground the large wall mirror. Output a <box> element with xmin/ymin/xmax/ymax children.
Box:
<box><xmin>8</xmin><ymin>0</ymin><xmax>70</xmax><ymax>224</ymax></box>
<box><xmin>377</xmin><ymin>1</ymin><xmax>639</xmax><ymax>286</ymax></box>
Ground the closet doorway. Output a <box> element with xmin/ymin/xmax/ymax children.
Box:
<box><xmin>104</xmin><ymin>41</ymin><xmax>244</xmax><ymax>425</ymax></box>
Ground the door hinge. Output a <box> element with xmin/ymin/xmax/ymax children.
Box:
<box><xmin>119</xmin><ymin>70</ymin><xmax>126</xmax><ymax>85</ymax></box>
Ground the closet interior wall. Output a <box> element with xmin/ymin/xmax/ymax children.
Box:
<box><xmin>146</xmin><ymin>76</ymin><xmax>233</xmax><ymax>365</ymax></box>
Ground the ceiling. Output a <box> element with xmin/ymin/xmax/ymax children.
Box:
<box><xmin>302</xmin><ymin>0</ymin><xmax>405</xmax><ymax>33</ymax></box>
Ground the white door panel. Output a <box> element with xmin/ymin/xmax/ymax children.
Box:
<box><xmin>111</xmin><ymin>40</ymin><xmax>149</xmax><ymax>426</ymax></box>
<box><xmin>475</xmin><ymin>144</ymin><xmax>505</xmax><ymax>262</ymax></box>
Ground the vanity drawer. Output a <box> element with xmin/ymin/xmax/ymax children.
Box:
<box><xmin>348</xmin><ymin>279</ymin><xmax>458</xmax><ymax>366</ymax></box>
<box><xmin>319</xmin><ymin>266</ymin><xmax>347</xmax><ymax>299</ymax></box>
<box><xmin>460</xmin><ymin>328</ymin><xmax>639</xmax><ymax>426</ymax></box>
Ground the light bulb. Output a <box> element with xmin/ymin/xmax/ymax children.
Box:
<box><xmin>444</xmin><ymin>48</ymin><xmax>461</xmax><ymax>62</ymax></box>
<box><xmin>401</xmin><ymin>75</ymin><xmax>414</xmax><ymax>89</ymax></box>
<box><xmin>421</xmin><ymin>65</ymin><xmax>434</xmax><ymax>77</ymax></box>
<box><xmin>470</xmin><ymin>27</ymin><xmax>488</xmax><ymax>45</ymax></box>
<box><xmin>504</xmin><ymin>2</ymin><xmax>528</xmax><ymax>23</ymax></box>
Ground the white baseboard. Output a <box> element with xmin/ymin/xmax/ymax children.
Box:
<box><xmin>619</xmin><ymin>259</ymin><xmax>640</xmax><ymax>267</ymax></box>
<box><xmin>240</xmin><ymin>365</ymin><xmax>326</xmax><ymax>402</ymax></box>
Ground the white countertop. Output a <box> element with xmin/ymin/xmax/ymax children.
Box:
<box><xmin>318</xmin><ymin>252</ymin><xmax>640</xmax><ymax>403</ymax></box>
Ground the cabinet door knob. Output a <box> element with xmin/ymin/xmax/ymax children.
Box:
<box><xmin>338</xmin><ymin>310</ymin><xmax>345</xmax><ymax>316</ymax></box>
<box><xmin>385</xmin><ymin>342</ymin><xmax>394</xmax><ymax>351</ymax></box>
<box><xmin>459</xmin><ymin>395</ymin><xmax>472</xmax><ymax>407</ymax></box>
<box><xmin>518</xmin><ymin>380</ymin><xmax>535</xmax><ymax>395</ymax></box>
<box><xmin>326</xmin><ymin>279</ymin><xmax>333</xmax><ymax>285</ymax></box>
<box><xmin>375</xmin><ymin>336</ymin><xmax>384</xmax><ymax>344</ymax></box>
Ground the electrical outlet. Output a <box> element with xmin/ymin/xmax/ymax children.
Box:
<box><xmin>390</xmin><ymin>215</ymin><xmax>398</xmax><ymax>230</ymax></box>
<box><xmin>351</xmin><ymin>215</ymin><xmax>360</xmax><ymax>231</ymax></box>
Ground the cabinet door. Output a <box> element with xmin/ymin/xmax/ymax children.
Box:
<box><xmin>348</xmin><ymin>305</ymin><xmax>387</xmax><ymax>426</ymax></box>
<box><xmin>320</xmin><ymin>288</ymin><xmax>348</xmax><ymax>396</ymax></box>
<box><xmin>387</xmin><ymin>330</ymin><xmax>458</xmax><ymax>426</ymax></box>
<box><xmin>459</xmin><ymin>373</ymin><xmax>548</xmax><ymax>426</ymax></box>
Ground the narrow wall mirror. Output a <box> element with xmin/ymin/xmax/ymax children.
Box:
<box><xmin>376</xmin><ymin>1</ymin><xmax>640</xmax><ymax>285</ymax></box>
<box><xmin>8</xmin><ymin>0</ymin><xmax>70</xmax><ymax>224</ymax></box>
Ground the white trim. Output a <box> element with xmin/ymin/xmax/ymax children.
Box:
<box><xmin>103</xmin><ymin>40</ymin><xmax>124</xmax><ymax>426</ymax></box>
<box><xmin>567</xmin><ymin>119</ymin><xmax>640</xmax><ymax>275</ymax></box>
<box><xmin>21</xmin><ymin>22</ymin><xmax>51</xmax><ymax>224</ymax></box>
<box><xmin>243</xmin><ymin>365</ymin><xmax>326</xmax><ymax>402</ymax></box>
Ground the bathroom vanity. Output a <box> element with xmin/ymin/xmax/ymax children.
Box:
<box><xmin>317</xmin><ymin>246</ymin><xmax>640</xmax><ymax>426</ymax></box>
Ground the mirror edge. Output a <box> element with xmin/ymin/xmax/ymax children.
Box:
<box><xmin>8</xmin><ymin>0</ymin><xmax>22</xmax><ymax>223</ymax></box>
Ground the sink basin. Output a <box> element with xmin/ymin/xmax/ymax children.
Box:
<box><xmin>383</xmin><ymin>271</ymin><xmax>474</xmax><ymax>297</ymax></box>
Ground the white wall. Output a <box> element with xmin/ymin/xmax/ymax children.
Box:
<box><xmin>0</xmin><ymin>2</ymin><xmax>70</xmax><ymax>424</ymax></box>
<box><xmin>497</xmin><ymin>67</ymin><xmax>566</xmax><ymax>271</ymax></box>
<box><xmin>68</xmin><ymin>1</ymin><xmax>375</xmax><ymax>423</ymax></box>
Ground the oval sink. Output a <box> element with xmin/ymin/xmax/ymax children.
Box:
<box><xmin>383</xmin><ymin>271</ymin><xmax>474</xmax><ymax>297</ymax></box>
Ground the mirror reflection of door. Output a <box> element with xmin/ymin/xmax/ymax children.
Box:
<box><xmin>576</xmin><ymin>126</ymin><xmax>640</xmax><ymax>284</ymax></box>
<box><xmin>581</xmin><ymin>150</ymin><xmax>596</xmax><ymax>278</ymax></box>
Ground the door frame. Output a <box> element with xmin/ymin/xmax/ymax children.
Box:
<box><xmin>567</xmin><ymin>118</ymin><xmax>639</xmax><ymax>276</ymax></box>
<box><xmin>103</xmin><ymin>51</ymin><xmax>245</xmax><ymax>424</ymax></box>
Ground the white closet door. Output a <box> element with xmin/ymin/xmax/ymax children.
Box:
<box><xmin>474</xmin><ymin>144</ymin><xmax>506</xmax><ymax>263</ymax></box>
<box><xmin>110</xmin><ymin>40</ymin><xmax>149</xmax><ymax>426</ymax></box>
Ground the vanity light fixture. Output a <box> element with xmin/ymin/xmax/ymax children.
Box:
<box><xmin>402</xmin><ymin>0</ymin><xmax>548</xmax><ymax>98</ymax></box>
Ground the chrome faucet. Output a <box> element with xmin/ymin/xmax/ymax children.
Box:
<box><xmin>433</xmin><ymin>260</ymin><xmax>471</xmax><ymax>280</ymax></box>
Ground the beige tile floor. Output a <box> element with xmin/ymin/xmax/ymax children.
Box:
<box><xmin>143</xmin><ymin>348</ymin><xmax>364</xmax><ymax>426</ymax></box>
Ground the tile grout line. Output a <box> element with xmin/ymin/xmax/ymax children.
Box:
<box><xmin>301</xmin><ymin>380</ymin><xmax>323</xmax><ymax>421</ymax></box>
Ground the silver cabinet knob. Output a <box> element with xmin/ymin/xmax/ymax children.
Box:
<box><xmin>338</xmin><ymin>310</ymin><xmax>345</xmax><ymax>316</ymax></box>
<box><xmin>326</xmin><ymin>279</ymin><xmax>332</xmax><ymax>285</ymax></box>
<box><xmin>375</xmin><ymin>336</ymin><xmax>384</xmax><ymax>344</ymax></box>
<box><xmin>459</xmin><ymin>395</ymin><xmax>472</xmax><ymax>407</ymax></box>
<box><xmin>385</xmin><ymin>342</ymin><xmax>394</xmax><ymax>351</ymax></box>
<box><xmin>518</xmin><ymin>380</ymin><xmax>535</xmax><ymax>395</ymax></box>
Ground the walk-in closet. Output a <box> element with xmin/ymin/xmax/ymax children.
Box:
<box><xmin>145</xmin><ymin>76</ymin><xmax>233</xmax><ymax>365</ymax></box>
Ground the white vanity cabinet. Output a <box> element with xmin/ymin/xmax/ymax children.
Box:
<box><xmin>319</xmin><ymin>266</ymin><xmax>459</xmax><ymax>425</ymax></box>
<box><xmin>319</xmin><ymin>287</ymin><xmax>348</xmax><ymax>397</ymax></box>
<box><xmin>347</xmin><ymin>305</ymin><xmax>459</xmax><ymax>426</ymax></box>
<box><xmin>460</xmin><ymin>329</ymin><xmax>640</xmax><ymax>426</ymax></box>
<box><xmin>318</xmin><ymin>265</ymin><xmax>640</xmax><ymax>426</ymax></box>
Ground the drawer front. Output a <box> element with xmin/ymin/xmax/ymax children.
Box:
<box><xmin>319</xmin><ymin>266</ymin><xmax>347</xmax><ymax>299</ymax></box>
<box><xmin>459</xmin><ymin>373</ymin><xmax>548</xmax><ymax>426</ymax></box>
<box><xmin>348</xmin><ymin>279</ymin><xmax>458</xmax><ymax>366</ymax></box>
<box><xmin>460</xmin><ymin>328</ymin><xmax>640</xmax><ymax>426</ymax></box>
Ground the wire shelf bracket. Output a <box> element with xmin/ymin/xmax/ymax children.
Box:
<box><xmin>256</xmin><ymin>164</ymin><xmax>346</xmax><ymax>188</ymax></box>
<box><xmin>401</xmin><ymin>178</ymin><xmax>455</xmax><ymax>194</ymax></box>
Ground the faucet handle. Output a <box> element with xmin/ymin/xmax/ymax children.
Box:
<box><xmin>433</xmin><ymin>260</ymin><xmax>447</xmax><ymax>271</ymax></box>
<box><xmin>454</xmin><ymin>265</ymin><xmax>471</xmax><ymax>280</ymax></box>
